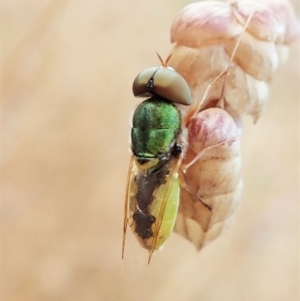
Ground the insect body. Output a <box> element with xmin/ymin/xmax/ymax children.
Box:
<box><xmin>130</xmin><ymin>99</ymin><xmax>182</xmax><ymax>250</ymax></box>
<box><xmin>122</xmin><ymin>54</ymin><xmax>237</xmax><ymax>264</ymax></box>
<box><xmin>122</xmin><ymin>54</ymin><xmax>192</xmax><ymax>263</ymax></box>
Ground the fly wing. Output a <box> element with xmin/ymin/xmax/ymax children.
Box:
<box><xmin>147</xmin><ymin>154</ymin><xmax>183</xmax><ymax>263</ymax></box>
<box><xmin>122</xmin><ymin>155</ymin><xmax>135</xmax><ymax>259</ymax></box>
<box><xmin>123</xmin><ymin>155</ymin><xmax>182</xmax><ymax>264</ymax></box>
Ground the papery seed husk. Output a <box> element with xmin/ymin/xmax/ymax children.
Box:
<box><xmin>170</xmin><ymin>1</ymin><xmax>242</xmax><ymax>47</ymax></box>
<box><xmin>224</xmin><ymin>32</ymin><xmax>279</xmax><ymax>81</ymax></box>
<box><xmin>169</xmin><ymin>45</ymin><xmax>270</xmax><ymax>121</ymax></box>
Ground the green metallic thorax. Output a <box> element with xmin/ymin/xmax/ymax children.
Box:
<box><xmin>131</xmin><ymin>97</ymin><xmax>181</xmax><ymax>162</ymax></box>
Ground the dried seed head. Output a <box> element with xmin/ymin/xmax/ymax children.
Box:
<box><xmin>169</xmin><ymin>0</ymin><xmax>299</xmax><ymax>249</ymax></box>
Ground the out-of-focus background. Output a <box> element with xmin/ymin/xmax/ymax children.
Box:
<box><xmin>1</xmin><ymin>0</ymin><xmax>299</xmax><ymax>300</ymax></box>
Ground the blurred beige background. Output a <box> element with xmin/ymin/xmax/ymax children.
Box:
<box><xmin>1</xmin><ymin>0</ymin><xmax>299</xmax><ymax>301</ymax></box>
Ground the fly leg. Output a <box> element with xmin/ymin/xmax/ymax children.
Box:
<box><xmin>182</xmin><ymin>140</ymin><xmax>234</xmax><ymax>173</ymax></box>
<box><xmin>183</xmin><ymin>70</ymin><xmax>229</xmax><ymax>123</ymax></box>
<box><xmin>178</xmin><ymin>170</ymin><xmax>212</xmax><ymax>210</ymax></box>
<box><xmin>182</xmin><ymin>6</ymin><xmax>256</xmax><ymax>124</ymax></box>
<box><xmin>178</xmin><ymin>139</ymin><xmax>235</xmax><ymax>210</ymax></box>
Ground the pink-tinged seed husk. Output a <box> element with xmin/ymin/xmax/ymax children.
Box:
<box><xmin>259</xmin><ymin>0</ymin><xmax>300</xmax><ymax>43</ymax></box>
<box><xmin>175</xmin><ymin>108</ymin><xmax>242</xmax><ymax>249</ymax></box>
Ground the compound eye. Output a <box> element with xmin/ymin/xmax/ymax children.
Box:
<box><xmin>132</xmin><ymin>67</ymin><xmax>192</xmax><ymax>106</ymax></box>
<box><xmin>132</xmin><ymin>67</ymin><xmax>159</xmax><ymax>98</ymax></box>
